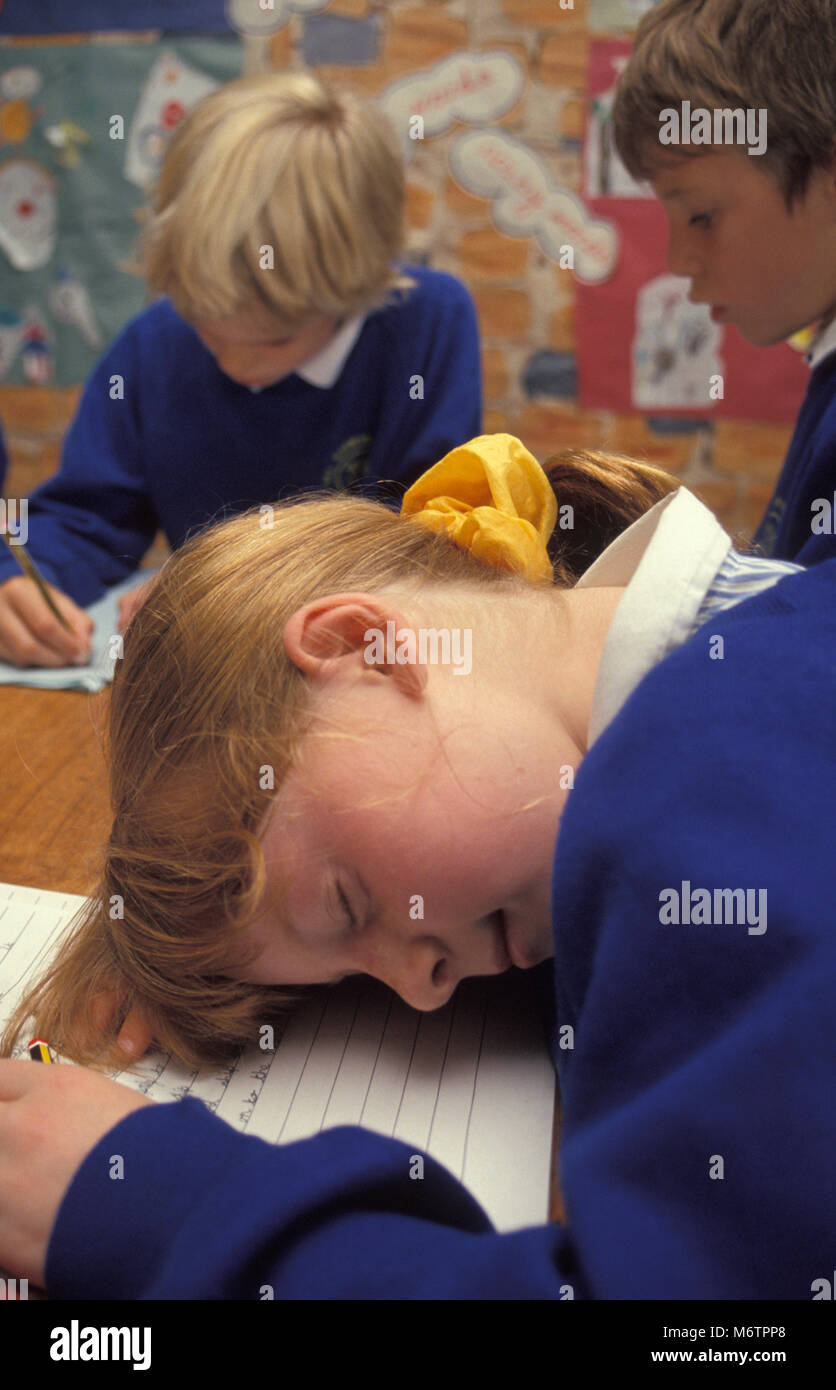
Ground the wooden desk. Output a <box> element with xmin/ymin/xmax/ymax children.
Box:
<box><xmin>0</xmin><ymin>686</ymin><xmax>111</xmax><ymax>895</ymax></box>
<box><xmin>0</xmin><ymin>683</ymin><xmax>564</xmax><ymax>1223</ymax></box>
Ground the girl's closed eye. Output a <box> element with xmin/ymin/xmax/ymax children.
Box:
<box><xmin>335</xmin><ymin>881</ymin><xmax>358</xmax><ymax>932</ymax></box>
<box><xmin>689</xmin><ymin>212</ymin><xmax>713</xmax><ymax>228</ymax></box>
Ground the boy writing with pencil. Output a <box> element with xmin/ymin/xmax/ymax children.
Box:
<box><xmin>0</xmin><ymin>72</ymin><xmax>481</xmax><ymax>668</ymax></box>
<box><xmin>611</xmin><ymin>0</ymin><xmax>836</xmax><ymax>565</ymax></box>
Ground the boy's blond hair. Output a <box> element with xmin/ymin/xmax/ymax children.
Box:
<box><xmin>611</xmin><ymin>0</ymin><xmax>836</xmax><ymax>207</ymax></box>
<box><xmin>142</xmin><ymin>71</ymin><xmax>415</xmax><ymax>327</ymax></box>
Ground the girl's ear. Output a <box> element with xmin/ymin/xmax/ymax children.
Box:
<box><xmin>283</xmin><ymin>592</ymin><xmax>427</xmax><ymax>698</ymax></box>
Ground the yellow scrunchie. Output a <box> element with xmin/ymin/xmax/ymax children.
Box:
<box><xmin>401</xmin><ymin>434</ymin><xmax>556</xmax><ymax>583</ymax></box>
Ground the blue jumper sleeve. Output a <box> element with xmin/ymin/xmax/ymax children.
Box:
<box><xmin>46</xmin><ymin>1102</ymin><xmax>575</xmax><ymax>1300</ymax></box>
<box><xmin>0</xmin><ymin>325</ymin><xmax>158</xmax><ymax>606</ymax></box>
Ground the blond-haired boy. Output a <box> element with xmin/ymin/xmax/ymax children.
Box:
<box><xmin>612</xmin><ymin>0</ymin><xmax>836</xmax><ymax>565</ymax></box>
<box><xmin>0</xmin><ymin>72</ymin><xmax>481</xmax><ymax>667</ymax></box>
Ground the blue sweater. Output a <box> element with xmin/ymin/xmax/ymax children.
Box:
<box><xmin>46</xmin><ymin>559</ymin><xmax>836</xmax><ymax>1299</ymax></box>
<box><xmin>754</xmin><ymin>349</ymin><xmax>836</xmax><ymax>566</ymax></box>
<box><xmin>0</xmin><ymin>269</ymin><xmax>481</xmax><ymax>607</ymax></box>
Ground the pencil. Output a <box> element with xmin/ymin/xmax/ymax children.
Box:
<box><xmin>0</xmin><ymin>530</ymin><xmax>72</xmax><ymax>631</ymax></box>
<box><xmin>27</xmin><ymin>1038</ymin><xmax>55</xmax><ymax>1063</ymax></box>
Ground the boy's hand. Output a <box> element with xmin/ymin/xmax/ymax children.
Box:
<box><xmin>0</xmin><ymin>575</ymin><xmax>93</xmax><ymax>668</ymax></box>
<box><xmin>0</xmin><ymin>1060</ymin><xmax>154</xmax><ymax>1287</ymax></box>
<box><xmin>117</xmin><ymin>578</ymin><xmax>153</xmax><ymax>633</ymax></box>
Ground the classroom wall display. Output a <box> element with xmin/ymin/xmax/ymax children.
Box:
<box><xmin>227</xmin><ymin>0</ymin><xmax>329</xmax><ymax>38</ymax></box>
<box><xmin>575</xmin><ymin>40</ymin><xmax>809</xmax><ymax>422</ymax></box>
<box><xmin>588</xmin><ymin>0</ymin><xmax>659</xmax><ymax>32</ymax></box>
<box><xmin>380</xmin><ymin>51</ymin><xmax>525</xmax><ymax>162</ymax></box>
<box><xmin>584</xmin><ymin>52</ymin><xmax>650</xmax><ymax>199</ymax></box>
<box><xmin>124</xmin><ymin>51</ymin><xmax>220</xmax><ymax>189</ymax></box>
<box><xmin>449</xmin><ymin>129</ymin><xmax>618</xmax><ymax>285</ymax></box>
<box><xmin>0</xmin><ymin>39</ymin><xmax>242</xmax><ymax>386</ymax></box>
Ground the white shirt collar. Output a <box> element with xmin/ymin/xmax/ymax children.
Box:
<box><xmin>246</xmin><ymin>314</ymin><xmax>366</xmax><ymax>393</ymax></box>
<box><xmin>576</xmin><ymin>488</ymin><xmax>732</xmax><ymax>745</ymax></box>
<box><xmin>806</xmin><ymin>316</ymin><xmax>836</xmax><ymax>370</ymax></box>
<box><xmin>295</xmin><ymin>313</ymin><xmax>366</xmax><ymax>388</ymax></box>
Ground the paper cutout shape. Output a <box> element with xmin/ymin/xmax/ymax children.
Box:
<box><xmin>0</xmin><ymin>160</ymin><xmax>57</xmax><ymax>270</ymax></box>
<box><xmin>449</xmin><ymin>129</ymin><xmax>618</xmax><ymax>284</ymax></box>
<box><xmin>49</xmin><ymin>268</ymin><xmax>103</xmax><ymax>349</ymax></box>
<box><xmin>225</xmin><ymin>0</ymin><xmax>328</xmax><ymax>36</ymax></box>
<box><xmin>0</xmin><ymin>66</ymin><xmax>42</xmax><ymax>101</ymax></box>
<box><xmin>125</xmin><ymin>51</ymin><xmax>219</xmax><ymax>189</ymax></box>
<box><xmin>632</xmin><ymin>273</ymin><xmax>724</xmax><ymax>409</ymax></box>
<box><xmin>0</xmin><ymin>308</ymin><xmax>23</xmax><ymax>379</ymax></box>
<box><xmin>585</xmin><ymin>62</ymin><xmax>651</xmax><ymax>199</ymax></box>
<box><xmin>0</xmin><ymin>98</ymin><xmax>37</xmax><ymax>145</ymax></box>
<box><xmin>381</xmin><ymin>51</ymin><xmax>524</xmax><ymax>159</ymax></box>
<box><xmin>44</xmin><ymin>120</ymin><xmax>91</xmax><ymax>168</ymax></box>
<box><xmin>20</xmin><ymin>305</ymin><xmax>53</xmax><ymax>384</ymax></box>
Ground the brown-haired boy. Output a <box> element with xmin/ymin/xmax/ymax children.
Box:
<box><xmin>612</xmin><ymin>0</ymin><xmax>836</xmax><ymax>564</ymax></box>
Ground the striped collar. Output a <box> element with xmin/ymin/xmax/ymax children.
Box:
<box><xmin>575</xmin><ymin>488</ymin><xmax>802</xmax><ymax>745</ymax></box>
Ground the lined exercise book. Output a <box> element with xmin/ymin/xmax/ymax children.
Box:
<box><xmin>0</xmin><ymin>881</ymin><xmax>557</xmax><ymax>1231</ymax></box>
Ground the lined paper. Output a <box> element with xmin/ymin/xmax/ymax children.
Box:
<box><xmin>0</xmin><ymin>880</ymin><xmax>557</xmax><ymax>1231</ymax></box>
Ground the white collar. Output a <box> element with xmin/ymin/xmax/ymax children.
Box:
<box><xmin>806</xmin><ymin>316</ymin><xmax>836</xmax><ymax>370</ymax></box>
<box><xmin>576</xmin><ymin>488</ymin><xmax>732</xmax><ymax>745</ymax></box>
<box><xmin>295</xmin><ymin>313</ymin><xmax>366</xmax><ymax>388</ymax></box>
<box><xmin>246</xmin><ymin>314</ymin><xmax>366</xmax><ymax>393</ymax></box>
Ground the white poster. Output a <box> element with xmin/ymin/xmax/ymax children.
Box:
<box><xmin>632</xmin><ymin>273</ymin><xmax>723</xmax><ymax>408</ymax></box>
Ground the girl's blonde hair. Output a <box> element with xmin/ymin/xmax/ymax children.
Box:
<box><xmin>611</xmin><ymin>0</ymin><xmax>836</xmax><ymax>208</ymax></box>
<box><xmin>142</xmin><ymin>71</ymin><xmax>415</xmax><ymax>326</ymax></box>
<box><xmin>1</xmin><ymin>451</ymin><xmax>686</xmax><ymax>1070</ymax></box>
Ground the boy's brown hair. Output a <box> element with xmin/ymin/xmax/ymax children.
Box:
<box><xmin>611</xmin><ymin>0</ymin><xmax>836</xmax><ymax>207</ymax></box>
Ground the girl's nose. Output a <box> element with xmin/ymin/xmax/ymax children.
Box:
<box><xmin>357</xmin><ymin>931</ymin><xmax>454</xmax><ymax>1012</ymax></box>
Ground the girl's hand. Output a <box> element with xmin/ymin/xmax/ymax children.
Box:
<box><xmin>89</xmin><ymin>991</ymin><xmax>155</xmax><ymax>1062</ymax></box>
<box><xmin>117</xmin><ymin>578</ymin><xmax>153</xmax><ymax>633</ymax></box>
<box><xmin>0</xmin><ymin>1060</ymin><xmax>154</xmax><ymax>1287</ymax></box>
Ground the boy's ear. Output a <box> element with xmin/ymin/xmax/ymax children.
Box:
<box><xmin>283</xmin><ymin>592</ymin><xmax>427</xmax><ymax>698</ymax></box>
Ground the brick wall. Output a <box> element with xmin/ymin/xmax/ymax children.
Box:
<box><xmin>0</xmin><ymin>0</ymin><xmax>795</xmax><ymax>548</ymax></box>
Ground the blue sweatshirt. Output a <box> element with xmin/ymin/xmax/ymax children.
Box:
<box><xmin>754</xmin><ymin>349</ymin><xmax>836</xmax><ymax>566</ymax></box>
<box><xmin>46</xmin><ymin>558</ymin><xmax>836</xmax><ymax>1299</ymax></box>
<box><xmin>0</xmin><ymin>268</ymin><xmax>481</xmax><ymax>607</ymax></box>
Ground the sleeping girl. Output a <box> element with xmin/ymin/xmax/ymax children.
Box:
<box><xmin>0</xmin><ymin>434</ymin><xmax>832</xmax><ymax>1300</ymax></box>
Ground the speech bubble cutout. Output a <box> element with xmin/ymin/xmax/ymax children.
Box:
<box><xmin>225</xmin><ymin>0</ymin><xmax>329</xmax><ymax>36</ymax></box>
<box><xmin>449</xmin><ymin>129</ymin><xmax>618</xmax><ymax>284</ymax></box>
<box><xmin>380</xmin><ymin>51</ymin><xmax>525</xmax><ymax>157</ymax></box>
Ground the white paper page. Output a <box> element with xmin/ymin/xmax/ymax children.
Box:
<box><xmin>0</xmin><ymin>881</ymin><xmax>556</xmax><ymax>1231</ymax></box>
